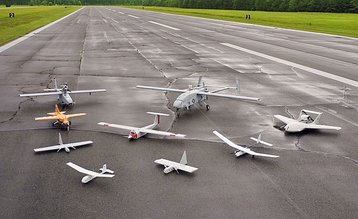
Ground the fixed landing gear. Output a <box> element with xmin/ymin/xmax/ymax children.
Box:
<box><xmin>202</xmin><ymin>101</ymin><xmax>210</xmax><ymax>111</ymax></box>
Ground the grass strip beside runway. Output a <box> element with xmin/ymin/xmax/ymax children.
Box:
<box><xmin>125</xmin><ymin>6</ymin><xmax>358</xmax><ymax>38</ymax></box>
<box><xmin>0</xmin><ymin>6</ymin><xmax>81</xmax><ymax>46</ymax></box>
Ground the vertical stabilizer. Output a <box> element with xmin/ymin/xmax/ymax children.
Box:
<box><xmin>180</xmin><ymin>151</ymin><xmax>188</xmax><ymax>165</ymax></box>
<box><xmin>257</xmin><ymin>133</ymin><xmax>262</xmax><ymax>143</ymax></box>
<box><xmin>54</xmin><ymin>78</ymin><xmax>58</xmax><ymax>90</ymax></box>
<box><xmin>236</xmin><ymin>78</ymin><xmax>240</xmax><ymax>92</ymax></box>
<box><xmin>313</xmin><ymin>114</ymin><xmax>321</xmax><ymax>124</ymax></box>
<box><xmin>197</xmin><ymin>76</ymin><xmax>203</xmax><ymax>87</ymax></box>
<box><xmin>55</xmin><ymin>104</ymin><xmax>61</xmax><ymax>114</ymax></box>
<box><xmin>58</xmin><ymin>133</ymin><xmax>63</xmax><ymax>145</ymax></box>
<box><xmin>154</xmin><ymin>114</ymin><xmax>160</xmax><ymax>125</ymax></box>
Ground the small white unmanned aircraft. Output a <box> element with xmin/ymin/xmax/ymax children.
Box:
<box><xmin>98</xmin><ymin>112</ymin><xmax>185</xmax><ymax>140</ymax></box>
<box><xmin>136</xmin><ymin>76</ymin><xmax>259</xmax><ymax>111</ymax></box>
<box><xmin>66</xmin><ymin>162</ymin><xmax>115</xmax><ymax>184</ymax></box>
<box><xmin>19</xmin><ymin>78</ymin><xmax>106</xmax><ymax>106</ymax></box>
<box><xmin>34</xmin><ymin>133</ymin><xmax>92</xmax><ymax>153</ymax></box>
<box><xmin>274</xmin><ymin>109</ymin><xmax>342</xmax><ymax>133</ymax></box>
<box><xmin>155</xmin><ymin>151</ymin><xmax>198</xmax><ymax>174</ymax></box>
<box><xmin>213</xmin><ymin>131</ymin><xmax>279</xmax><ymax>158</ymax></box>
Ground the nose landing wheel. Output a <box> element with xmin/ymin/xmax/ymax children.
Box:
<box><xmin>206</xmin><ymin>104</ymin><xmax>210</xmax><ymax>111</ymax></box>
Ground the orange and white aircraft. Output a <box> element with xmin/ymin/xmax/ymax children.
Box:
<box><xmin>35</xmin><ymin>105</ymin><xmax>86</xmax><ymax>131</ymax></box>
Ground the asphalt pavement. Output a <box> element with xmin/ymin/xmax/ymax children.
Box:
<box><xmin>0</xmin><ymin>7</ymin><xmax>357</xmax><ymax>218</ymax></box>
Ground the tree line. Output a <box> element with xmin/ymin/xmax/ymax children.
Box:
<box><xmin>2</xmin><ymin>0</ymin><xmax>358</xmax><ymax>13</ymax></box>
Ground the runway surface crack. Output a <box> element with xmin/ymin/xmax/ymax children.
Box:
<box><xmin>0</xmin><ymin>97</ymin><xmax>32</xmax><ymax>124</ymax></box>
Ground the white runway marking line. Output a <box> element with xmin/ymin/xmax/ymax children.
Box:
<box><xmin>128</xmin><ymin>15</ymin><xmax>140</xmax><ymax>19</ymax></box>
<box><xmin>148</xmin><ymin>21</ymin><xmax>180</xmax><ymax>31</ymax></box>
<box><xmin>221</xmin><ymin>43</ymin><xmax>358</xmax><ymax>88</ymax></box>
<box><xmin>117</xmin><ymin>11</ymin><xmax>124</xmax><ymax>14</ymax></box>
<box><xmin>0</xmin><ymin>7</ymin><xmax>83</xmax><ymax>54</ymax></box>
<box><xmin>110</xmin><ymin>18</ymin><xmax>119</xmax><ymax>24</ymax></box>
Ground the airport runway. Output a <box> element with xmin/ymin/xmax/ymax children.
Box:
<box><xmin>0</xmin><ymin>7</ymin><xmax>357</xmax><ymax>218</ymax></box>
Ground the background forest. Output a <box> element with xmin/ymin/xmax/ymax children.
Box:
<box><xmin>2</xmin><ymin>0</ymin><xmax>358</xmax><ymax>13</ymax></box>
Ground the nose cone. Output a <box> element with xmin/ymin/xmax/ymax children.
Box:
<box><xmin>129</xmin><ymin>133</ymin><xmax>138</xmax><ymax>139</ymax></box>
<box><xmin>173</xmin><ymin>100</ymin><xmax>182</xmax><ymax>108</ymax></box>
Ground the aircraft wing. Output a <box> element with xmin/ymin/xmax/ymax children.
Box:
<box><xmin>64</xmin><ymin>141</ymin><xmax>93</xmax><ymax>147</ymax></box>
<box><xmin>273</xmin><ymin>115</ymin><xmax>295</xmax><ymax>124</ymax></box>
<box><xmin>213</xmin><ymin>131</ymin><xmax>279</xmax><ymax>158</ymax></box>
<box><xmin>34</xmin><ymin>141</ymin><xmax>92</xmax><ymax>152</ymax></box>
<box><xmin>154</xmin><ymin>159</ymin><xmax>198</xmax><ymax>173</ymax></box>
<box><xmin>247</xmin><ymin>151</ymin><xmax>279</xmax><ymax>158</ymax></box>
<box><xmin>305</xmin><ymin>124</ymin><xmax>342</xmax><ymax>131</ymax></box>
<box><xmin>98</xmin><ymin>122</ymin><xmax>138</xmax><ymax>131</ymax></box>
<box><xmin>138</xmin><ymin>128</ymin><xmax>186</xmax><ymax>138</ymax></box>
<box><xmin>34</xmin><ymin>145</ymin><xmax>61</xmax><ymax>152</ymax></box>
<box><xmin>35</xmin><ymin>116</ymin><xmax>59</xmax><ymax>121</ymax></box>
<box><xmin>136</xmin><ymin>85</ymin><xmax>186</xmax><ymax>93</ymax></box>
<box><xmin>65</xmin><ymin>113</ymin><xmax>87</xmax><ymax>119</ymax></box>
<box><xmin>213</xmin><ymin>131</ymin><xmax>250</xmax><ymax>152</ymax></box>
<box><xmin>69</xmin><ymin>89</ymin><xmax>106</xmax><ymax>94</ymax></box>
<box><xmin>66</xmin><ymin>162</ymin><xmax>114</xmax><ymax>177</ymax></box>
<box><xmin>19</xmin><ymin>91</ymin><xmax>62</xmax><ymax>97</ymax></box>
<box><xmin>198</xmin><ymin>92</ymin><xmax>260</xmax><ymax>102</ymax></box>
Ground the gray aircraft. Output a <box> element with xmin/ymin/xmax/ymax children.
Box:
<box><xmin>19</xmin><ymin>78</ymin><xmax>106</xmax><ymax>106</ymax></box>
<box><xmin>136</xmin><ymin>77</ymin><xmax>260</xmax><ymax>111</ymax></box>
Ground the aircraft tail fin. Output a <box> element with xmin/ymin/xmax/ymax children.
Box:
<box><xmin>180</xmin><ymin>151</ymin><xmax>188</xmax><ymax>165</ymax></box>
<box><xmin>100</xmin><ymin>164</ymin><xmax>114</xmax><ymax>174</ymax></box>
<box><xmin>235</xmin><ymin>78</ymin><xmax>240</xmax><ymax>92</ymax></box>
<box><xmin>54</xmin><ymin>78</ymin><xmax>58</xmax><ymax>90</ymax></box>
<box><xmin>55</xmin><ymin>104</ymin><xmax>61</xmax><ymax>114</ymax></box>
<box><xmin>250</xmin><ymin>134</ymin><xmax>273</xmax><ymax>147</ymax></box>
<box><xmin>58</xmin><ymin>133</ymin><xmax>63</xmax><ymax>145</ymax></box>
<box><xmin>147</xmin><ymin>112</ymin><xmax>170</xmax><ymax>125</ymax></box>
<box><xmin>197</xmin><ymin>76</ymin><xmax>203</xmax><ymax>87</ymax></box>
<box><xmin>313</xmin><ymin>114</ymin><xmax>322</xmax><ymax>124</ymax></box>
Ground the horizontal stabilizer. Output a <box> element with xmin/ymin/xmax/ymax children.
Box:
<box><xmin>146</xmin><ymin>112</ymin><xmax>170</xmax><ymax>116</ymax></box>
<box><xmin>250</xmin><ymin>136</ymin><xmax>273</xmax><ymax>147</ymax></box>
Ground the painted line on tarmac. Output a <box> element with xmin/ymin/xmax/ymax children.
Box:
<box><xmin>148</xmin><ymin>21</ymin><xmax>180</xmax><ymax>31</ymax></box>
<box><xmin>128</xmin><ymin>15</ymin><xmax>140</xmax><ymax>19</ymax></box>
<box><xmin>117</xmin><ymin>11</ymin><xmax>124</xmax><ymax>14</ymax></box>
<box><xmin>110</xmin><ymin>18</ymin><xmax>119</xmax><ymax>23</ymax></box>
<box><xmin>221</xmin><ymin>43</ymin><xmax>358</xmax><ymax>88</ymax></box>
<box><xmin>0</xmin><ymin>7</ymin><xmax>83</xmax><ymax>54</ymax></box>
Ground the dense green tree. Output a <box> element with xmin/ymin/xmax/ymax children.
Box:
<box><xmin>1</xmin><ymin>0</ymin><xmax>357</xmax><ymax>13</ymax></box>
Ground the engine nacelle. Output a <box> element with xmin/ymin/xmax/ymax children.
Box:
<box><xmin>235</xmin><ymin>150</ymin><xmax>246</xmax><ymax>157</ymax></box>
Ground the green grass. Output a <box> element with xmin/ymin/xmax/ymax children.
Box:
<box><xmin>0</xmin><ymin>6</ymin><xmax>81</xmax><ymax>46</ymax></box>
<box><xmin>124</xmin><ymin>6</ymin><xmax>358</xmax><ymax>38</ymax></box>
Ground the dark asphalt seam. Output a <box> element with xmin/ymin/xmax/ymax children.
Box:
<box><xmin>0</xmin><ymin>98</ymin><xmax>32</xmax><ymax>124</ymax></box>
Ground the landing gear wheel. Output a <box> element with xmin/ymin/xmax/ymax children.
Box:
<box><xmin>69</xmin><ymin>121</ymin><xmax>72</xmax><ymax>125</ymax></box>
<box><xmin>52</xmin><ymin>123</ymin><xmax>55</xmax><ymax>127</ymax></box>
<box><xmin>206</xmin><ymin>105</ymin><xmax>210</xmax><ymax>111</ymax></box>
